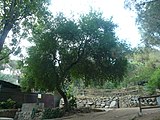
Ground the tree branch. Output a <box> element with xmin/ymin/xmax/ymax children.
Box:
<box><xmin>137</xmin><ymin>0</ymin><xmax>159</xmax><ymax>7</ymax></box>
<box><xmin>3</xmin><ymin>0</ymin><xmax>7</xmax><ymax>17</ymax></box>
<box><xmin>63</xmin><ymin>39</ymin><xmax>87</xmax><ymax>78</ymax></box>
<box><xmin>0</xmin><ymin>50</ymin><xmax>13</xmax><ymax>61</ymax></box>
<box><xmin>0</xmin><ymin>0</ymin><xmax>16</xmax><ymax>53</ymax></box>
<box><xmin>0</xmin><ymin>35</ymin><xmax>21</xmax><ymax>61</ymax></box>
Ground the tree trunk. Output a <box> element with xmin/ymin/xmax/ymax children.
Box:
<box><xmin>56</xmin><ymin>86</ymin><xmax>69</xmax><ymax>111</ymax></box>
<box><xmin>0</xmin><ymin>24</ymin><xmax>12</xmax><ymax>53</ymax></box>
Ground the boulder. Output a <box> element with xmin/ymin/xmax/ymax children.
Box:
<box><xmin>109</xmin><ymin>100</ymin><xmax>117</xmax><ymax>108</ymax></box>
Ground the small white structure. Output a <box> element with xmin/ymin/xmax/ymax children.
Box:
<box><xmin>59</xmin><ymin>98</ymin><xmax>64</xmax><ymax>108</ymax></box>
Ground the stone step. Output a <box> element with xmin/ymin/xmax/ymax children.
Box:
<box><xmin>0</xmin><ymin>117</ymin><xmax>13</xmax><ymax>120</ymax></box>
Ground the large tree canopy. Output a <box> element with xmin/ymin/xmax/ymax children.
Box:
<box><xmin>0</xmin><ymin>0</ymin><xmax>51</xmax><ymax>53</ymax></box>
<box><xmin>23</xmin><ymin>11</ymin><xmax>129</xmax><ymax>110</ymax></box>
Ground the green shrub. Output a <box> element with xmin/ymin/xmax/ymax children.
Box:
<box><xmin>68</xmin><ymin>95</ymin><xmax>77</xmax><ymax>109</ymax></box>
<box><xmin>146</xmin><ymin>68</ymin><xmax>160</xmax><ymax>94</ymax></box>
<box><xmin>0</xmin><ymin>98</ymin><xmax>16</xmax><ymax>109</ymax></box>
<box><xmin>42</xmin><ymin>108</ymin><xmax>64</xmax><ymax>119</ymax></box>
<box><xmin>103</xmin><ymin>81</ymin><xmax>116</xmax><ymax>89</ymax></box>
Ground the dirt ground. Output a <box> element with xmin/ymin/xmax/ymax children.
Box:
<box><xmin>51</xmin><ymin>107</ymin><xmax>160</xmax><ymax>120</ymax></box>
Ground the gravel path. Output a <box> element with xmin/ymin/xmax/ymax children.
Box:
<box><xmin>49</xmin><ymin>107</ymin><xmax>160</xmax><ymax>120</ymax></box>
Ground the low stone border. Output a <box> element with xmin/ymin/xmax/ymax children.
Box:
<box><xmin>0</xmin><ymin>109</ymin><xmax>17</xmax><ymax>118</ymax></box>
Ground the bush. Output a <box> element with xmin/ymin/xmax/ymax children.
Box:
<box><xmin>103</xmin><ymin>81</ymin><xmax>116</xmax><ymax>89</ymax></box>
<box><xmin>0</xmin><ymin>98</ymin><xmax>16</xmax><ymax>109</ymax></box>
<box><xmin>68</xmin><ymin>95</ymin><xmax>77</xmax><ymax>109</ymax></box>
<box><xmin>42</xmin><ymin>108</ymin><xmax>64</xmax><ymax>119</ymax></box>
<box><xmin>146</xmin><ymin>68</ymin><xmax>160</xmax><ymax>94</ymax></box>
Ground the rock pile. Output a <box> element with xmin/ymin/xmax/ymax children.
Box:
<box><xmin>14</xmin><ymin>103</ymin><xmax>44</xmax><ymax>120</ymax></box>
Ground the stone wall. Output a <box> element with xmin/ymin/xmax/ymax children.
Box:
<box><xmin>0</xmin><ymin>109</ymin><xmax>17</xmax><ymax>118</ymax></box>
<box><xmin>76</xmin><ymin>96</ymin><xmax>119</xmax><ymax>108</ymax></box>
<box><xmin>75</xmin><ymin>95</ymin><xmax>158</xmax><ymax>109</ymax></box>
<box><xmin>75</xmin><ymin>89</ymin><xmax>137</xmax><ymax>108</ymax></box>
<box><xmin>60</xmin><ymin>88</ymin><xmax>158</xmax><ymax>109</ymax></box>
<box><xmin>76</xmin><ymin>96</ymin><xmax>129</xmax><ymax>108</ymax></box>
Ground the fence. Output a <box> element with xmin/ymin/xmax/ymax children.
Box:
<box><xmin>138</xmin><ymin>94</ymin><xmax>160</xmax><ymax>113</ymax></box>
<box><xmin>0</xmin><ymin>92</ymin><xmax>61</xmax><ymax>108</ymax></box>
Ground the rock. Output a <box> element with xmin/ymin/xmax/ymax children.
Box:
<box><xmin>87</xmin><ymin>101</ymin><xmax>94</xmax><ymax>105</ymax></box>
<box><xmin>156</xmin><ymin>97</ymin><xmax>160</xmax><ymax>105</ymax></box>
<box><xmin>96</xmin><ymin>102</ymin><xmax>101</xmax><ymax>106</ymax></box>
<box><xmin>83</xmin><ymin>100</ymin><xmax>87</xmax><ymax>104</ymax></box>
<box><xmin>85</xmin><ymin>104</ymin><xmax>90</xmax><ymax>107</ymax></box>
<box><xmin>105</xmin><ymin>106</ymin><xmax>109</xmax><ymax>108</ymax></box>
<box><xmin>109</xmin><ymin>100</ymin><xmax>117</xmax><ymax>108</ymax></box>
<box><xmin>148</xmin><ymin>102</ymin><xmax>156</xmax><ymax>106</ymax></box>
<box><xmin>101</xmin><ymin>103</ymin><xmax>106</xmax><ymax>108</ymax></box>
<box><xmin>77</xmin><ymin>102</ymin><xmax>84</xmax><ymax>108</ymax></box>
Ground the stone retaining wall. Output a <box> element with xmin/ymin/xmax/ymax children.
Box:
<box><xmin>75</xmin><ymin>95</ymin><xmax>158</xmax><ymax>109</ymax></box>
<box><xmin>59</xmin><ymin>88</ymin><xmax>158</xmax><ymax>109</ymax></box>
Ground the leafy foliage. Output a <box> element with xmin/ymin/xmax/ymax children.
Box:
<box><xmin>0</xmin><ymin>0</ymin><xmax>51</xmax><ymax>59</ymax></box>
<box><xmin>136</xmin><ymin>0</ymin><xmax>160</xmax><ymax>46</ymax></box>
<box><xmin>123</xmin><ymin>46</ymin><xmax>160</xmax><ymax>88</ymax></box>
<box><xmin>42</xmin><ymin>108</ymin><xmax>64</xmax><ymax>119</ymax></box>
<box><xmin>103</xmin><ymin>81</ymin><xmax>116</xmax><ymax>89</ymax></box>
<box><xmin>146</xmin><ymin>68</ymin><xmax>160</xmax><ymax>94</ymax></box>
<box><xmin>22</xmin><ymin>11</ymin><xmax>129</xmax><ymax>110</ymax></box>
<box><xmin>124</xmin><ymin>0</ymin><xmax>160</xmax><ymax>91</ymax></box>
<box><xmin>0</xmin><ymin>73</ymin><xmax>18</xmax><ymax>83</ymax></box>
<box><xmin>0</xmin><ymin>98</ymin><xmax>16</xmax><ymax>109</ymax></box>
<box><xmin>0</xmin><ymin>59</ymin><xmax>21</xmax><ymax>84</ymax></box>
<box><xmin>125</xmin><ymin>0</ymin><xmax>160</xmax><ymax>46</ymax></box>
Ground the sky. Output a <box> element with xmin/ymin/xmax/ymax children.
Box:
<box><xmin>3</xmin><ymin>0</ymin><xmax>142</xmax><ymax>75</ymax></box>
<box><xmin>50</xmin><ymin>0</ymin><xmax>141</xmax><ymax>47</ymax></box>
<box><xmin>9</xmin><ymin>0</ymin><xmax>141</xmax><ymax>61</ymax></box>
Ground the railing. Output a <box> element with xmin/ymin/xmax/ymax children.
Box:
<box><xmin>138</xmin><ymin>94</ymin><xmax>160</xmax><ymax>113</ymax></box>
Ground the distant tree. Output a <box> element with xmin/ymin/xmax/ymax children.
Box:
<box><xmin>23</xmin><ymin>11</ymin><xmax>129</xmax><ymax>111</ymax></box>
<box><xmin>0</xmin><ymin>0</ymin><xmax>51</xmax><ymax>54</ymax></box>
<box><xmin>147</xmin><ymin>68</ymin><xmax>160</xmax><ymax>94</ymax></box>
<box><xmin>124</xmin><ymin>0</ymin><xmax>160</xmax><ymax>46</ymax></box>
<box><xmin>123</xmin><ymin>46</ymin><xmax>160</xmax><ymax>87</ymax></box>
<box><xmin>0</xmin><ymin>59</ymin><xmax>21</xmax><ymax>84</ymax></box>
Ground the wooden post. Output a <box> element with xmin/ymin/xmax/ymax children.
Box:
<box><xmin>117</xmin><ymin>98</ymin><xmax>120</xmax><ymax>108</ymax></box>
<box><xmin>138</xmin><ymin>97</ymin><xmax>142</xmax><ymax>113</ymax></box>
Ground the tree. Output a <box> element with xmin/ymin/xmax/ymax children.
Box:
<box><xmin>124</xmin><ymin>0</ymin><xmax>160</xmax><ymax>46</ymax></box>
<box><xmin>0</xmin><ymin>59</ymin><xmax>21</xmax><ymax>84</ymax></box>
<box><xmin>23</xmin><ymin>11</ymin><xmax>129</xmax><ymax>111</ymax></box>
<box><xmin>123</xmin><ymin>46</ymin><xmax>160</xmax><ymax>87</ymax></box>
<box><xmin>147</xmin><ymin>68</ymin><xmax>160</xmax><ymax>94</ymax></box>
<box><xmin>0</xmin><ymin>0</ymin><xmax>50</xmax><ymax>53</ymax></box>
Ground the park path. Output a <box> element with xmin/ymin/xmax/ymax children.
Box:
<box><xmin>50</xmin><ymin>107</ymin><xmax>160</xmax><ymax>120</ymax></box>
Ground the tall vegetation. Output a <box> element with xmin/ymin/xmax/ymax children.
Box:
<box><xmin>0</xmin><ymin>0</ymin><xmax>51</xmax><ymax>57</ymax></box>
<box><xmin>124</xmin><ymin>0</ymin><xmax>160</xmax><ymax>93</ymax></box>
<box><xmin>125</xmin><ymin>0</ymin><xmax>160</xmax><ymax>46</ymax></box>
<box><xmin>22</xmin><ymin>11</ymin><xmax>129</xmax><ymax>111</ymax></box>
<box><xmin>123</xmin><ymin>46</ymin><xmax>160</xmax><ymax>93</ymax></box>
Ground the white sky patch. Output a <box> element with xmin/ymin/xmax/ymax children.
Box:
<box><xmin>50</xmin><ymin>0</ymin><xmax>141</xmax><ymax>47</ymax></box>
